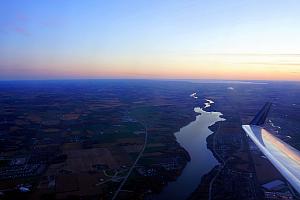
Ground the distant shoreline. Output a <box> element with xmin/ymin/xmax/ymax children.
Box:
<box><xmin>0</xmin><ymin>78</ymin><xmax>299</xmax><ymax>84</ymax></box>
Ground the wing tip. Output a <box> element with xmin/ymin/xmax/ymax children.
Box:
<box><xmin>250</xmin><ymin>102</ymin><xmax>272</xmax><ymax>126</ymax></box>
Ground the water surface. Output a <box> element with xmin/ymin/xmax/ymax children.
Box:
<box><xmin>156</xmin><ymin>100</ymin><xmax>225</xmax><ymax>200</ymax></box>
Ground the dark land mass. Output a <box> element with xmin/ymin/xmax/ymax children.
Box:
<box><xmin>0</xmin><ymin>80</ymin><xmax>200</xmax><ymax>200</ymax></box>
<box><xmin>189</xmin><ymin>81</ymin><xmax>300</xmax><ymax>200</ymax></box>
<box><xmin>0</xmin><ymin>80</ymin><xmax>299</xmax><ymax>200</ymax></box>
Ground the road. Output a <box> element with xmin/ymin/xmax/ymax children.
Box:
<box><xmin>208</xmin><ymin>119</ymin><xmax>231</xmax><ymax>200</ymax></box>
<box><xmin>209</xmin><ymin>99</ymin><xmax>259</xmax><ymax>200</ymax></box>
<box><xmin>208</xmin><ymin>158</ymin><xmax>232</xmax><ymax>200</ymax></box>
<box><xmin>111</xmin><ymin>124</ymin><xmax>148</xmax><ymax>200</ymax></box>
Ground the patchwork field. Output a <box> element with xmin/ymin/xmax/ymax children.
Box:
<box><xmin>64</xmin><ymin>148</ymin><xmax>119</xmax><ymax>172</ymax></box>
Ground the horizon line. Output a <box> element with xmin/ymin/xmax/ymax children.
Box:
<box><xmin>0</xmin><ymin>78</ymin><xmax>299</xmax><ymax>83</ymax></box>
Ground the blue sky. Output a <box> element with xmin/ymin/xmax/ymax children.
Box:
<box><xmin>1</xmin><ymin>0</ymin><xmax>300</xmax><ymax>80</ymax></box>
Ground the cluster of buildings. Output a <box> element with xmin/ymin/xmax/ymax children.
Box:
<box><xmin>262</xmin><ymin>180</ymin><xmax>294</xmax><ymax>200</ymax></box>
<box><xmin>137</xmin><ymin>156</ymin><xmax>183</xmax><ymax>177</ymax></box>
<box><xmin>248</xmin><ymin>137</ymin><xmax>296</xmax><ymax>199</ymax></box>
<box><xmin>0</xmin><ymin>157</ymin><xmax>46</xmax><ymax>180</ymax></box>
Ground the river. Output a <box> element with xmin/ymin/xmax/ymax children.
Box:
<box><xmin>155</xmin><ymin>98</ymin><xmax>225</xmax><ymax>200</ymax></box>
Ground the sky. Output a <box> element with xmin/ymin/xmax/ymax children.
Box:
<box><xmin>0</xmin><ymin>0</ymin><xmax>300</xmax><ymax>81</ymax></box>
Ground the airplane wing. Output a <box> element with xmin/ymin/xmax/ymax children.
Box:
<box><xmin>242</xmin><ymin>103</ymin><xmax>300</xmax><ymax>194</ymax></box>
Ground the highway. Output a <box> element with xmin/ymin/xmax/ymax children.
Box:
<box><xmin>208</xmin><ymin>100</ymin><xmax>259</xmax><ymax>200</ymax></box>
<box><xmin>208</xmin><ymin>158</ymin><xmax>231</xmax><ymax>200</ymax></box>
<box><xmin>111</xmin><ymin>124</ymin><xmax>148</xmax><ymax>200</ymax></box>
<box><xmin>208</xmin><ymin>122</ymin><xmax>225</xmax><ymax>200</ymax></box>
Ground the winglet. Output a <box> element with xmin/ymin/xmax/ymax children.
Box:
<box><xmin>250</xmin><ymin>102</ymin><xmax>272</xmax><ymax>126</ymax></box>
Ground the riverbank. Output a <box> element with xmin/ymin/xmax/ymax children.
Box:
<box><xmin>153</xmin><ymin>98</ymin><xmax>225</xmax><ymax>200</ymax></box>
<box><xmin>188</xmin><ymin>107</ymin><xmax>261</xmax><ymax>200</ymax></box>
